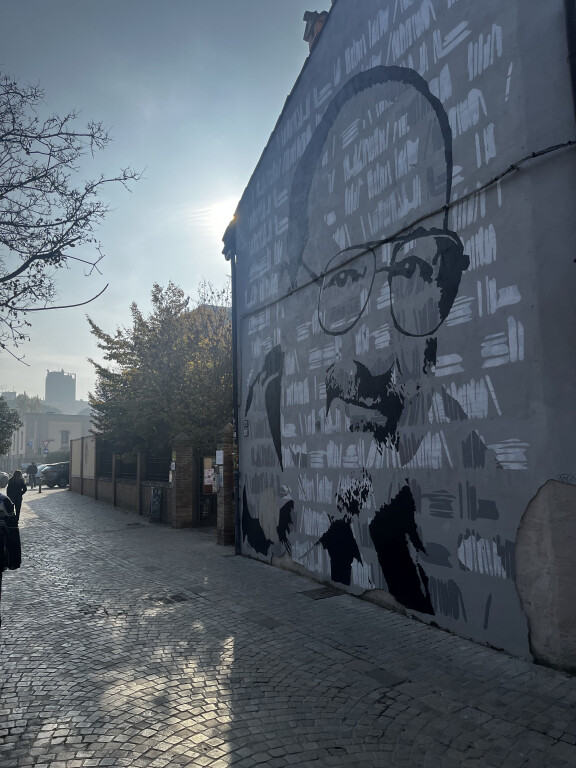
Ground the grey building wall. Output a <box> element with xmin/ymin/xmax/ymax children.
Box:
<box><xmin>45</xmin><ymin>370</ymin><xmax>76</xmax><ymax>404</ymax></box>
<box><xmin>230</xmin><ymin>0</ymin><xmax>576</xmax><ymax>664</ymax></box>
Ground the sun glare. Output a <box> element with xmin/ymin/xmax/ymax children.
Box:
<box><xmin>187</xmin><ymin>198</ymin><xmax>234</xmax><ymax>232</ymax></box>
<box><xmin>186</xmin><ymin>197</ymin><xmax>238</xmax><ymax>254</ymax></box>
<box><xmin>209</xmin><ymin>198</ymin><xmax>237</xmax><ymax>237</ymax></box>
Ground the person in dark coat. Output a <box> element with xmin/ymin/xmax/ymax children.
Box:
<box><xmin>26</xmin><ymin>461</ymin><xmax>38</xmax><ymax>489</ymax></box>
<box><xmin>7</xmin><ymin>470</ymin><xmax>27</xmax><ymax>522</ymax></box>
<box><xmin>0</xmin><ymin>474</ymin><xmax>21</xmax><ymax>629</ymax></box>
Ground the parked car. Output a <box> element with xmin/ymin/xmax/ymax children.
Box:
<box><xmin>40</xmin><ymin>462</ymin><xmax>69</xmax><ymax>488</ymax></box>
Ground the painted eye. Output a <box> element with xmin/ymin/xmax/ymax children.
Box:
<box><xmin>392</xmin><ymin>255</ymin><xmax>434</xmax><ymax>283</ymax></box>
<box><xmin>390</xmin><ymin>235</ymin><xmax>446</xmax><ymax>337</ymax></box>
<box><xmin>325</xmin><ymin>266</ymin><xmax>368</xmax><ymax>290</ymax></box>
<box><xmin>395</xmin><ymin>258</ymin><xmax>417</xmax><ymax>279</ymax></box>
<box><xmin>318</xmin><ymin>247</ymin><xmax>376</xmax><ymax>335</ymax></box>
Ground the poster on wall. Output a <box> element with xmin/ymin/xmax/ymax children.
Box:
<box><xmin>203</xmin><ymin>458</ymin><xmax>215</xmax><ymax>495</ymax></box>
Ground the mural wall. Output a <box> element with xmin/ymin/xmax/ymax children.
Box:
<box><xmin>231</xmin><ymin>0</ymin><xmax>576</xmax><ymax>659</ymax></box>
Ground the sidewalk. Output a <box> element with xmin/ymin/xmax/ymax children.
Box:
<box><xmin>1</xmin><ymin>489</ymin><xmax>575</xmax><ymax>768</ymax></box>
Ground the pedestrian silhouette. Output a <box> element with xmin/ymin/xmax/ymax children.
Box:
<box><xmin>7</xmin><ymin>470</ymin><xmax>27</xmax><ymax>522</ymax></box>
<box><xmin>26</xmin><ymin>461</ymin><xmax>38</xmax><ymax>489</ymax></box>
<box><xmin>0</xmin><ymin>475</ymin><xmax>22</xmax><ymax>629</ymax></box>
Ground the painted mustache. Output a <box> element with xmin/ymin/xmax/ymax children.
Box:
<box><xmin>325</xmin><ymin>359</ymin><xmax>405</xmax><ymax>447</ymax></box>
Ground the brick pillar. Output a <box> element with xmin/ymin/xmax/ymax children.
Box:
<box><xmin>216</xmin><ymin>423</ymin><xmax>235</xmax><ymax>546</ymax></box>
<box><xmin>171</xmin><ymin>433</ymin><xmax>197</xmax><ymax>528</ymax></box>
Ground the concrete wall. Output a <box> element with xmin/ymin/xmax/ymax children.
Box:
<box><xmin>231</xmin><ymin>0</ymin><xmax>576</xmax><ymax>665</ymax></box>
<box><xmin>82</xmin><ymin>435</ymin><xmax>96</xmax><ymax>480</ymax></box>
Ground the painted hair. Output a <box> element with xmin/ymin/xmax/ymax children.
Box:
<box><xmin>287</xmin><ymin>65</ymin><xmax>455</xmax><ymax>290</ymax></box>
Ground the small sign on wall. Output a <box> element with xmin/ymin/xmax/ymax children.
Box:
<box><xmin>203</xmin><ymin>457</ymin><xmax>216</xmax><ymax>494</ymax></box>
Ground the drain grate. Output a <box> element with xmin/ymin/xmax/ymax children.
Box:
<box><xmin>301</xmin><ymin>587</ymin><xmax>343</xmax><ymax>600</ymax></box>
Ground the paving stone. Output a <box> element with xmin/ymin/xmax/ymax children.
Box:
<box><xmin>0</xmin><ymin>490</ymin><xmax>575</xmax><ymax>768</ymax></box>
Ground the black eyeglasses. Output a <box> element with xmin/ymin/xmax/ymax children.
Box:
<box><xmin>317</xmin><ymin>227</ymin><xmax>468</xmax><ymax>338</ymax></box>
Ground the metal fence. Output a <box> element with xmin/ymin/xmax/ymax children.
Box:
<box><xmin>96</xmin><ymin>451</ymin><xmax>171</xmax><ymax>482</ymax></box>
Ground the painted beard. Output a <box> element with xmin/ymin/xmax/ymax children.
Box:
<box><xmin>325</xmin><ymin>359</ymin><xmax>406</xmax><ymax>449</ymax></box>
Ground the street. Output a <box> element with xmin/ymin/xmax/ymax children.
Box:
<box><xmin>1</xmin><ymin>488</ymin><xmax>575</xmax><ymax>767</ymax></box>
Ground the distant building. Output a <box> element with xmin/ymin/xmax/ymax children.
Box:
<box><xmin>45</xmin><ymin>369</ymin><xmax>76</xmax><ymax>404</ymax></box>
<box><xmin>3</xmin><ymin>411</ymin><xmax>92</xmax><ymax>470</ymax></box>
<box><xmin>0</xmin><ymin>374</ymin><xmax>93</xmax><ymax>469</ymax></box>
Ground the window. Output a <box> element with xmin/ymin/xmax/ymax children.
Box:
<box><xmin>60</xmin><ymin>430</ymin><xmax>70</xmax><ymax>447</ymax></box>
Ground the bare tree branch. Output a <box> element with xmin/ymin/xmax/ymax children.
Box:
<box><xmin>12</xmin><ymin>283</ymin><xmax>109</xmax><ymax>312</ymax></box>
<box><xmin>0</xmin><ymin>72</ymin><xmax>140</xmax><ymax>349</ymax></box>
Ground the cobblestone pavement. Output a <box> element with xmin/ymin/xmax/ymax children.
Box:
<box><xmin>1</xmin><ymin>490</ymin><xmax>575</xmax><ymax>768</ymax></box>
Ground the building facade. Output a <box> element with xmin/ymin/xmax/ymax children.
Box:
<box><xmin>225</xmin><ymin>0</ymin><xmax>576</xmax><ymax>667</ymax></box>
<box><xmin>6</xmin><ymin>412</ymin><xmax>92</xmax><ymax>469</ymax></box>
<box><xmin>45</xmin><ymin>369</ymin><xmax>76</xmax><ymax>404</ymax></box>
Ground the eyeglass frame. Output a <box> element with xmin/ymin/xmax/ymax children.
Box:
<box><xmin>316</xmin><ymin>226</ymin><xmax>469</xmax><ymax>338</ymax></box>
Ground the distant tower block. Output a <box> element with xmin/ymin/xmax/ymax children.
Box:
<box><xmin>45</xmin><ymin>369</ymin><xmax>76</xmax><ymax>403</ymax></box>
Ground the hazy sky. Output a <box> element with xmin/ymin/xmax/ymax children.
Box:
<box><xmin>0</xmin><ymin>0</ymin><xmax>330</xmax><ymax>400</ymax></box>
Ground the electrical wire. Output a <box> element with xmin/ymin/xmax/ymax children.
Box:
<box><xmin>238</xmin><ymin>138</ymin><xmax>576</xmax><ymax>322</ymax></box>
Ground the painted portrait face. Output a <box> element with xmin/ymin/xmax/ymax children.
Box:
<box><xmin>288</xmin><ymin>67</ymin><xmax>469</xmax><ymax>452</ymax></box>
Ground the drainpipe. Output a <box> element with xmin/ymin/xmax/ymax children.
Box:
<box><xmin>565</xmin><ymin>0</ymin><xmax>576</xmax><ymax>126</ymax></box>
<box><xmin>223</xmin><ymin>221</ymin><xmax>241</xmax><ymax>555</ymax></box>
<box><xmin>231</xmin><ymin>253</ymin><xmax>241</xmax><ymax>555</ymax></box>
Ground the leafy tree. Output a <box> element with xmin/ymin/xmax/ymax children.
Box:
<box><xmin>0</xmin><ymin>397</ymin><xmax>22</xmax><ymax>454</ymax></box>
<box><xmin>13</xmin><ymin>392</ymin><xmax>44</xmax><ymax>415</ymax></box>
<box><xmin>0</xmin><ymin>73</ymin><xmax>140</xmax><ymax>352</ymax></box>
<box><xmin>185</xmin><ymin>283</ymin><xmax>233</xmax><ymax>446</ymax></box>
<box><xmin>88</xmin><ymin>281</ymin><xmax>232</xmax><ymax>453</ymax></box>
